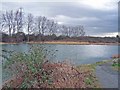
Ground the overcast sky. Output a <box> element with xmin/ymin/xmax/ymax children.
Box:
<box><xmin>1</xmin><ymin>0</ymin><xmax>119</xmax><ymax>37</ymax></box>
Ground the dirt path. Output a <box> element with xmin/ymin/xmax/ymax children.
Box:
<box><xmin>95</xmin><ymin>62</ymin><xmax>119</xmax><ymax>88</ymax></box>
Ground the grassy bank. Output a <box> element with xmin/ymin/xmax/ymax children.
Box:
<box><xmin>2</xmin><ymin>45</ymin><xmax>119</xmax><ymax>88</ymax></box>
<box><xmin>3</xmin><ymin>62</ymin><xmax>102</xmax><ymax>88</ymax></box>
<box><xmin>77</xmin><ymin>64</ymin><xmax>100</xmax><ymax>88</ymax></box>
<box><xmin>0</xmin><ymin>42</ymin><xmax>18</xmax><ymax>45</ymax></box>
<box><xmin>0</xmin><ymin>41</ymin><xmax>119</xmax><ymax>45</ymax></box>
<box><xmin>77</xmin><ymin>59</ymin><xmax>113</xmax><ymax>88</ymax></box>
<box><xmin>111</xmin><ymin>59</ymin><xmax>120</xmax><ymax>71</ymax></box>
<box><xmin>3</xmin><ymin>59</ymin><xmax>118</xmax><ymax>88</ymax></box>
<box><xmin>3</xmin><ymin>59</ymin><xmax>112</xmax><ymax>88</ymax></box>
<box><xmin>28</xmin><ymin>41</ymin><xmax>120</xmax><ymax>45</ymax></box>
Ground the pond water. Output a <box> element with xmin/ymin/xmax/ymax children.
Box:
<box><xmin>0</xmin><ymin>44</ymin><xmax>120</xmax><ymax>82</ymax></box>
<box><xmin>2</xmin><ymin>44</ymin><xmax>119</xmax><ymax>65</ymax></box>
<box><xmin>1</xmin><ymin>44</ymin><xmax>119</xmax><ymax>82</ymax></box>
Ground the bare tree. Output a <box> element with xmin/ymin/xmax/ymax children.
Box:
<box><xmin>67</xmin><ymin>26</ymin><xmax>73</xmax><ymax>37</ymax></box>
<box><xmin>1</xmin><ymin>8</ymin><xmax>24</xmax><ymax>36</ymax></box>
<box><xmin>1</xmin><ymin>7</ymin><xmax>85</xmax><ymax>43</ymax></box>
<box><xmin>72</xmin><ymin>25</ymin><xmax>85</xmax><ymax>37</ymax></box>
<box><xmin>41</xmin><ymin>16</ymin><xmax>47</xmax><ymax>36</ymax></box>
<box><xmin>73</xmin><ymin>26</ymin><xmax>79</xmax><ymax>37</ymax></box>
<box><xmin>26</xmin><ymin>13</ymin><xmax>34</xmax><ymax>42</ymax></box>
<box><xmin>79</xmin><ymin>25</ymin><xmax>85</xmax><ymax>36</ymax></box>
<box><xmin>39</xmin><ymin>16</ymin><xmax>48</xmax><ymax>41</ymax></box>
<box><xmin>61</xmin><ymin>25</ymin><xmax>68</xmax><ymax>36</ymax></box>
<box><xmin>35</xmin><ymin>16</ymin><xmax>42</xmax><ymax>40</ymax></box>
<box><xmin>47</xmin><ymin>19</ymin><xmax>57</xmax><ymax>35</ymax></box>
<box><xmin>0</xmin><ymin>13</ymin><xmax>5</xmax><ymax>32</ymax></box>
<box><xmin>35</xmin><ymin>16</ymin><xmax>48</xmax><ymax>41</ymax></box>
<box><xmin>1</xmin><ymin>11</ymin><xmax>15</xmax><ymax>37</ymax></box>
<box><xmin>60</xmin><ymin>25</ymin><xmax>73</xmax><ymax>37</ymax></box>
<box><xmin>15</xmin><ymin>8</ymin><xmax>24</xmax><ymax>33</ymax></box>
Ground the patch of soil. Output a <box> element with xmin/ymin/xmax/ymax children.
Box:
<box><xmin>41</xmin><ymin>62</ymin><xmax>85</xmax><ymax>88</ymax></box>
<box><xmin>3</xmin><ymin>62</ymin><xmax>86</xmax><ymax>88</ymax></box>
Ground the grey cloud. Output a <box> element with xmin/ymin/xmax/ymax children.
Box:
<box><xmin>1</xmin><ymin>1</ymin><xmax>118</xmax><ymax>36</ymax></box>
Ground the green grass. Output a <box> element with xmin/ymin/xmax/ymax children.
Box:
<box><xmin>77</xmin><ymin>64</ymin><xmax>100</xmax><ymax>88</ymax></box>
<box><xmin>77</xmin><ymin>60</ymin><xmax>113</xmax><ymax>88</ymax></box>
<box><xmin>112</xmin><ymin>63</ymin><xmax>120</xmax><ymax>71</ymax></box>
<box><xmin>112</xmin><ymin>63</ymin><xmax>120</xmax><ymax>67</ymax></box>
<box><xmin>85</xmin><ymin>77</ymin><xmax>93</xmax><ymax>85</ymax></box>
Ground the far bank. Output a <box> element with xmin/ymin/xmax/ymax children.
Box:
<box><xmin>0</xmin><ymin>41</ymin><xmax>120</xmax><ymax>45</ymax></box>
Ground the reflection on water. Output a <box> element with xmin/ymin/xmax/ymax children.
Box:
<box><xmin>1</xmin><ymin>44</ymin><xmax>119</xmax><ymax>82</ymax></box>
<box><xmin>2</xmin><ymin>44</ymin><xmax>119</xmax><ymax>65</ymax></box>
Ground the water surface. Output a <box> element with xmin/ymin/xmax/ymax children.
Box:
<box><xmin>2</xmin><ymin>44</ymin><xmax>119</xmax><ymax>65</ymax></box>
<box><xmin>1</xmin><ymin>44</ymin><xmax>119</xmax><ymax>82</ymax></box>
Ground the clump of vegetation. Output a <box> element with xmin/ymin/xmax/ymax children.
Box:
<box><xmin>112</xmin><ymin>63</ymin><xmax>120</xmax><ymax>67</ymax></box>
<box><xmin>2</xmin><ymin>45</ymin><xmax>56</xmax><ymax>88</ymax></box>
<box><xmin>2</xmin><ymin>46</ymin><xmax>87</xmax><ymax>88</ymax></box>
<box><xmin>112</xmin><ymin>59</ymin><xmax>120</xmax><ymax>71</ymax></box>
<box><xmin>77</xmin><ymin>64</ymin><xmax>101</xmax><ymax>88</ymax></box>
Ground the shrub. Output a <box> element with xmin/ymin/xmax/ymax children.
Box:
<box><xmin>2</xmin><ymin>45</ymin><xmax>56</xmax><ymax>88</ymax></box>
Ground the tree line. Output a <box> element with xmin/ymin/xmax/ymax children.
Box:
<box><xmin>0</xmin><ymin>8</ymin><xmax>85</xmax><ymax>43</ymax></box>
